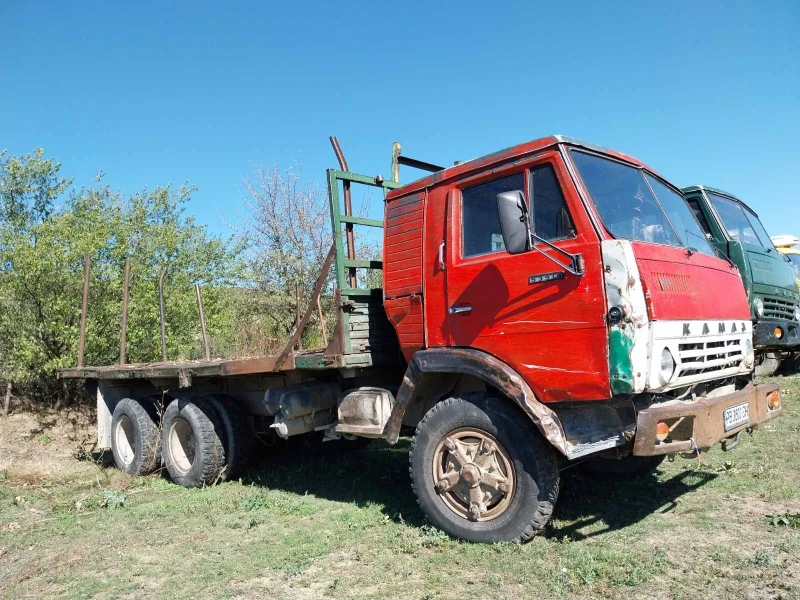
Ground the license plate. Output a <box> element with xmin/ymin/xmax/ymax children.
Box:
<box><xmin>724</xmin><ymin>402</ymin><xmax>750</xmax><ymax>432</ymax></box>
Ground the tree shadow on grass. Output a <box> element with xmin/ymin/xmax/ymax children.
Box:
<box><xmin>240</xmin><ymin>438</ymin><xmax>718</xmax><ymax>536</ymax></box>
<box><xmin>548</xmin><ymin>466</ymin><xmax>718</xmax><ymax>540</ymax></box>
<box><xmin>241</xmin><ymin>438</ymin><xmax>427</xmax><ymax>527</ymax></box>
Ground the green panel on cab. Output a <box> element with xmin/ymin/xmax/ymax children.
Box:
<box><xmin>608</xmin><ymin>329</ymin><xmax>634</xmax><ymax>394</ymax></box>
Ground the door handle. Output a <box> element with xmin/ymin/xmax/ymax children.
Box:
<box><xmin>449</xmin><ymin>305</ymin><xmax>473</xmax><ymax>315</ymax></box>
<box><xmin>438</xmin><ymin>241</ymin><xmax>446</xmax><ymax>271</ymax></box>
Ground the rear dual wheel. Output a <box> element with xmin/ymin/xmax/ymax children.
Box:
<box><xmin>111</xmin><ymin>397</ymin><xmax>161</xmax><ymax>475</ymax></box>
<box><xmin>161</xmin><ymin>397</ymin><xmax>226</xmax><ymax>487</ymax></box>
<box><xmin>110</xmin><ymin>395</ymin><xmax>251</xmax><ymax>486</ymax></box>
<box><xmin>410</xmin><ymin>393</ymin><xmax>559</xmax><ymax>543</ymax></box>
<box><xmin>203</xmin><ymin>394</ymin><xmax>252</xmax><ymax>481</ymax></box>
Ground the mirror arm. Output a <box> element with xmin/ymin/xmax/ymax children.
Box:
<box><xmin>526</xmin><ymin>228</ymin><xmax>585</xmax><ymax>276</ymax></box>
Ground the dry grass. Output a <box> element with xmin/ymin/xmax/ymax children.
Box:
<box><xmin>1</xmin><ymin>376</ymin><xmax>798</xmax><ymax>599</ymax></box>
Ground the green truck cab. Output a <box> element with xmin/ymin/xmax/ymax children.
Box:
<box><xmin>682</xmin><ymin>186</ymin><xmax>800</xmax><ymax>375</ymax></box>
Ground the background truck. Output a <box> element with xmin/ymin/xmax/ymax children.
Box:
<box><xmin>60</xmin><ymin>136</ymin><xmax>782</xmax><ymax>543</ymax></box>
<box><xmin>772</xmin><ymin>234</ymin><xmax>800</xmax><ymax>287</ymax></box>
<box><xmin>682</xmin><ymin>186</ymin><xmax>800</xmax><ymax>376</ymax></box>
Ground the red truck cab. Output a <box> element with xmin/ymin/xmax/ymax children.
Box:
<box><xmin>381</xmin><ymin>136</ymin><xmax>781</xmax><ymax>541</ymax></box>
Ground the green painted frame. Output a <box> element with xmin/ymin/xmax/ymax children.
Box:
<box><xmin>326</xmin><ymin>169</ymin><xmax>403</xmax><ymax>355</ymax></box>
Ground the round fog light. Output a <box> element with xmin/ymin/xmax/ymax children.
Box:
<box><xmin>774</xmin><ymin>327</ymin><xmax>784</xmax><ymax>339</ymax></box>
<box><xmin>767</xmin><ymin>391</ymin><xmax>781</xmax><ymax>410</ymax></box>
<box><xmin>656</xmin><ymin>421</ymin><xmax>670</xmax><ymax>442</ymax></box>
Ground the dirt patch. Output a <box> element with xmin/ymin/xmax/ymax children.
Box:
<box><xmin>229</xmin><ymin>549</ymin><xmax>365</xmax><ymax>600</ymax></box>
<box><xmin>0</xmin><ymin>406</ymin><xmax>97</xmax><ymax>478</ymax></box>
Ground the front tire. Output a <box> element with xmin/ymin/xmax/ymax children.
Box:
<box><xmin>409</xmin><ymin>393</ymin><xmax>559</xmax><ymax>543</ymax></box>
<box><xmin>755</xmin><ymin>355</ymin><xmax>781</xmax><ymax>377</ymax></box>
<box><xmin>161</xmin><ymin>397</ymin><xmax>226</xmax><ymax>487</ymax></box>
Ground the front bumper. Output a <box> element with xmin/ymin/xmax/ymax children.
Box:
<box><xmin>633</xmin><ymin>383</ymin><xmax>782</xmax><ymax>456</ymax></box>
<box><xmin>753</xmin><ymin>319</ymin><xmax>800</xmax><ymax>350</ymax></box>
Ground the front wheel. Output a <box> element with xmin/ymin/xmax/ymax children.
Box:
<box><xmin>409</xmin><ymin>393</ymin><xmax>559</xmax><ymax>543</ymax></box>
<box><xmin>755</xmin><ymin>354</ymin><xmax>781</xmax><ymax>377</ymax></box>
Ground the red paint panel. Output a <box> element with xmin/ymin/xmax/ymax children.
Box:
<box><xmin>632</xmin><ymin>242</ymin><xmax>750</xmax><ymax>320</ymax></box>
<box><xmin>438</xmin><ymin>153</ymin><xmax>611</xmax><ymax>403</ymax></box>
<box><xmin>386</xmin><ymin>222</ymin><xmax>422</xmax><ymax>236</ymax></box>
<box><xmin>384</xmin><ymin>192</ymin><xmax>424</xmax><ymax>300</ymax></box>
<box><xmin>384</xmin><ymin>296</ymin><xmax>424</xmax><ymax>361</ymax></box>
<box><xmin>386</xmin><ymin>231</ymin><xmax>421</xmax><ymax>246</ymax></box>
<box><xmin>422</xmin><ymin>187</ymin><xmax>449</xmax><ymax>349</ymax></box>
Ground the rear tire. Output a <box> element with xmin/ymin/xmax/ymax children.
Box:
<box><xmin>161</xmin><ymin>397</ymin><xmax>226</xmax><ymax>487</ymax></box>
<box><xmin>580</xmin><ymin>454</ymin><xmax>665</xmax><ymax>477</ymax></box>
<box><xmin>755</xmin><ymin>355</ymin><xmax>781</xmax><ymax>377</ymax></box>
<box><xmin>409</xmin><ymin>393</ymin><xmax>559</xmax><ymax>543</ymax></box>
<box><xmin>111</xmin><ymin>398</ymin><xmax>161</xmax><ymax>475</ymax></box>
<box><xmin>203</xmin><ymin>394</ymin><xmax>252</xmax><ymax>481</ymax></box>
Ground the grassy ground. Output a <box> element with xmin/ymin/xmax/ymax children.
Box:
<box><xmin>1</xmin><ymin>377</ymin><xmax>798</xmax><ymax>600</ymax></box>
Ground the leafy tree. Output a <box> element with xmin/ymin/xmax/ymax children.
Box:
<box><xmin>0</xmin><ymin>149</ymin><xmax>387</xmax><ymax>408</ymax></box>
<box><xmin>235</xmin><ymin>162</ymin><xmax>382</xmax><ymax>353</ymax></box>
<box><xmin>0</xmin><ymin>149</ymin><xmax>243</xmax><ymax>407</ymax></box>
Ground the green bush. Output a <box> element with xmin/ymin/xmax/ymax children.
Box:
<box><xmin>0</xmin><ymin>149</ymin><xmax>244</xmax><ymax>406</ymax></box>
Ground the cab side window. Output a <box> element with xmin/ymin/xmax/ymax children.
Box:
<box><xmin>462</xmin><ymin>172</ymin><xmax>524</xmax><ymax>258</ymax></box>
<box><xmin>529</xmin><ymin>163</ymin><xmax>575</xmax><ymax>240</ymax></box>
<box><xmin>687</xmin><ymin>198</ymin><xmax>713</xmax><ymax>238</ymax></box>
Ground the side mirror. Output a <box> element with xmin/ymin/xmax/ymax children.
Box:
<box><xmin>496</xmin><ymin>190</ymin><xmax>530</xmax><ymax>254</ymax></box>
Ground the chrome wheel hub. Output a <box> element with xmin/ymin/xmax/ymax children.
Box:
<box><xmin>432</xmin><ymin>428</ymin><xmax>515</xmax><ymax>522</ymax></box>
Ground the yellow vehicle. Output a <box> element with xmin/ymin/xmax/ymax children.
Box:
<box><xmin>771</xmin><ymin>235</ymin><xmax>800</xmax><ymax>286</ymax></box>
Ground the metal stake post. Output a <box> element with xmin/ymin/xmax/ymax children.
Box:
<box><xmin>317</xmin><ymin>295</ymin><xmax>328</xmax><ymax>347</ymax></box>
<box><xmin>158</xmin><ymin>266</ymin><xmax>168</xmax><ymax>362</ymax></box>
<box><xmin>119</xmin><ymin>258</ymin><xmax>130</xmax><ymax>365</ymax></box>
<box><xmin>77</xmin><ymin>254</ymin><xmax>91</xmax><ymax>368</ymax></box>
<box><xmin>330</xmin><ymin>136</ymin><xmax>357</xmax><ymax>288</ymax></box>
<box><xmin>295</xmin><ymin>282</ymin><xmax>302</xmax><ymax>350</ymax></box>
<box><xmin>195</xmin><ymin>284</ymin><xmax>211</xmax><ymax>361</ymax></box>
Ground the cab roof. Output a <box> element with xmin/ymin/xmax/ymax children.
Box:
<box><xmin>681</xmin><ymin>185</ymin><xmax>760</xmax><ymax>218</ymax></box>
<box><xmin>386</xmin><ymin>135</ymin><xmax>657</xmax><ymax>200</ymax></box>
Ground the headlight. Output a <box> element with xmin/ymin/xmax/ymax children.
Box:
<box><xmin>744</xmin><ymin>338</ymin><xmax>754</xmax><ymax>369</ymax></box>
<box><xmin>659</xmin><ymin>347</ymin><xmax>676</xmax><ymax>384</ymax></box>
<box><xmin>754</xmin><ymin>297</ymin><xmax>764</xmax><ymax>317</ymax></box>
<box><xmin>795</xmin><ymin>305</ymin><xmax>800</xmax><ymax>321</ymax></box>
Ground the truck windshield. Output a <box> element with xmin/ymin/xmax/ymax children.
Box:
<box><xmin>787</xmin><ymin>254</ymin><xmax>800</xmax><ymax>278</ymax></box>
<box><xmin>784</xmin><ymin>254</ymin><xmax>800</xmax><ymax>279</ymax></box>
<box><xmin>707</xmin><ymin>192</ymin><xmax>775</xmax><ymax>250</ymax></box>
<box><xmin>570</xmin><ymin>151</ymin><xmax>715</xmax><ymax>255</ymax></box>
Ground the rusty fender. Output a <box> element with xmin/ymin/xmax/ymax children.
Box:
<box><xmin>382</xmin><ymin>348</ymin><xmax>569</xmax><ymax>455</ymax></box>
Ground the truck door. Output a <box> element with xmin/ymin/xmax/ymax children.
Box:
<box><xmin>443</xmin><ymin>152</ymin><xmax>610</xmax><ymax>402</ymax></box>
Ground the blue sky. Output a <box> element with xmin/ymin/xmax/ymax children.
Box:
<box><xmin>2</xmin><ymin>1</ymin><xmax>798</xmax><ymax>239</ymax></box>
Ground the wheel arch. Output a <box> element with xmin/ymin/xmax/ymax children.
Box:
<box><xmin>383</xmin><ymin>348</ymin><xmax>568</xmax><ymax>456</ymax></box>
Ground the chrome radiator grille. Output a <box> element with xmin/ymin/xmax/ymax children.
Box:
<box><xmin>677</xmin><ymin>338</ymin><xmax>743</xmax><ymax>378</ymax></box>
<box><xmin>763</xmin><ymin>297</ymin><xmax>795</xmax><ymax>320</ymax></box>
